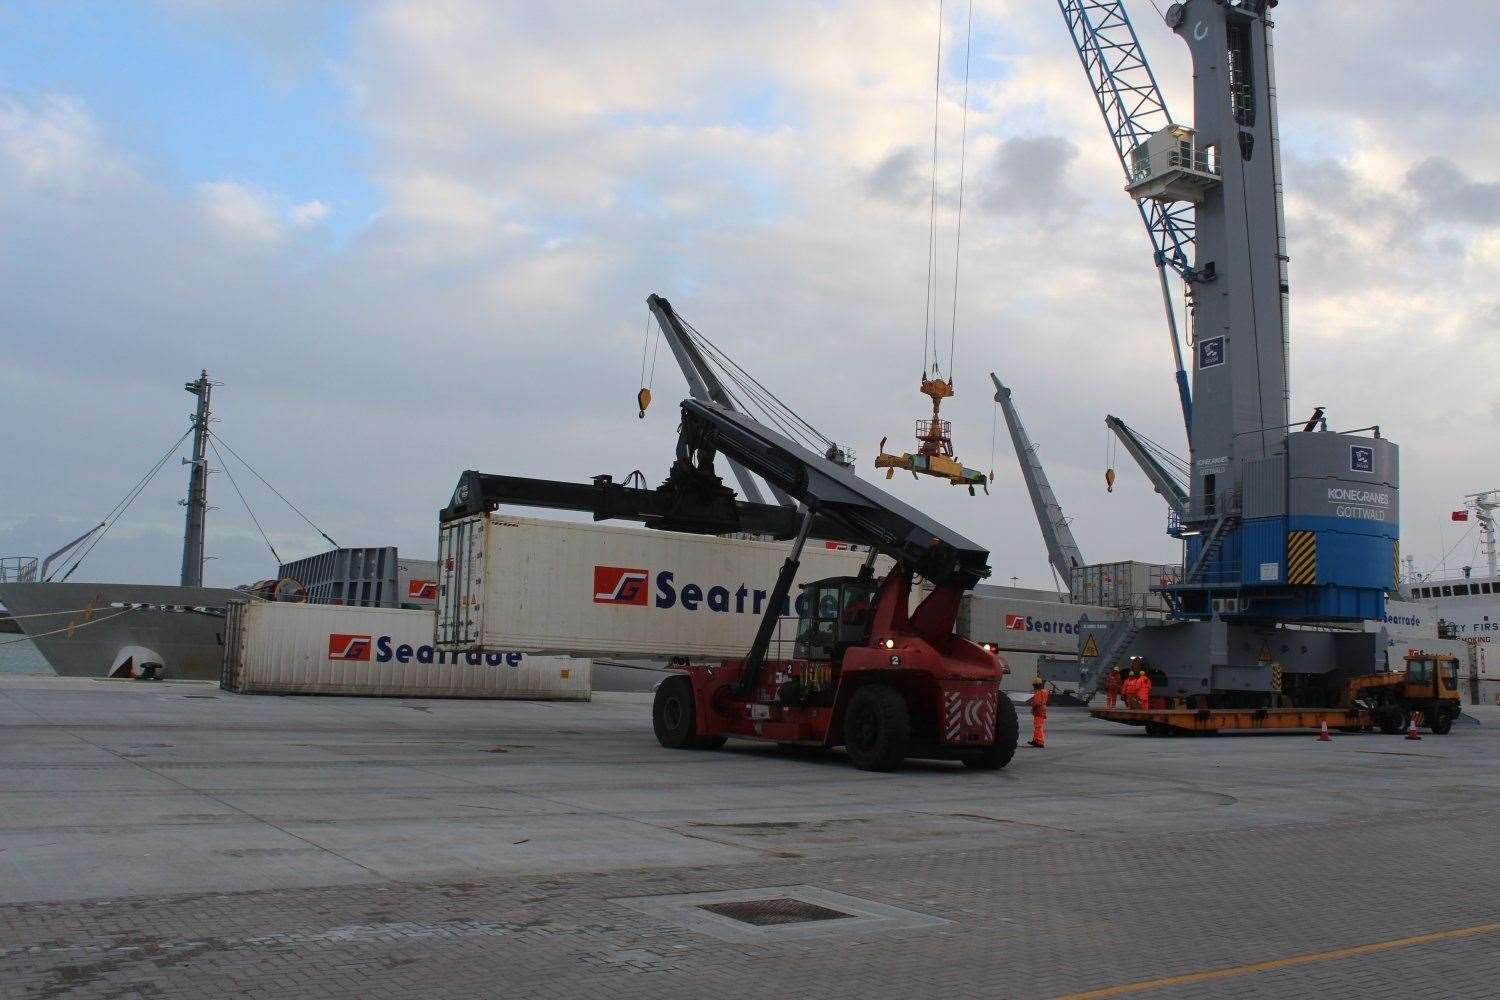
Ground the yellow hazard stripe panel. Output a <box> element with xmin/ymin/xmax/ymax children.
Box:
<box><xmin>1287</xmin><ymin>530</ymin><xmax>1316</xmax><ymax>585</ymax></box>
<box><xmin>1393</xmin><ymin>538</ymin><xmax>1401</xmax><ymax>588</ymax></box>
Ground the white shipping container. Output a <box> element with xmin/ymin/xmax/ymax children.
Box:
<box><xmin>222</xmin><ymin>601</ymin><xmax>589</xmax><ymax>699</ymax></box>
<box><xmin>961</xmin><ymin>591</ymin><xmax>1119</xmax><ymax>655</ymax></box>
<box><xmin>437</xmin><ymin>513</ymin><xmax>887</xmax><ymax>659</ymax></box>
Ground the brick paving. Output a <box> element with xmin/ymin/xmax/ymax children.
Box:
<box><xmin>2</xmin><ymin>678</ymin><xmax>1499</xmax><ymax>998</ymax></box>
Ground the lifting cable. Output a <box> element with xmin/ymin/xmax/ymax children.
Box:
<box><xmin>207</xmin><ymin>431</ymin><xmax>339</xmax><ymax>550</ymax></box>
<box><xmin>637</xmin><ymin>308</ymin><xmax>661</xmax><ymax>417</ymax></box>
<box><xmin>207</xmin><ymin>435</ymin><xmax>281</xmax><ymax>565</ymax></box>
<box><xmin>987</xmin><ymin>396</ymin><xmax>998</xmax><ymax>482</ymax></box>
<box><xmin>946</xmin><ymin>0</ymin><xmax>974</xmax><ymax>383</ymax></box>
<box><xmin>57</xmin><ymin>426</ymin><xmax>193</xmax><ymax>581</ymax></box>
<box><xmin>921</xmin><ymin>0</ymin><xmax>944</xmax><ymax>378</ymax></box>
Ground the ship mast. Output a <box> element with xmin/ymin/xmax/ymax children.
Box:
<box><xmin>1467</xmin><ymin>489</ymin><xmax>1500</xmax><ymax>581</ymax></box>
<box><xmin>179</xmin><ymin>371</ymin><xmax>212</xmax><ymax>587</ymax></box>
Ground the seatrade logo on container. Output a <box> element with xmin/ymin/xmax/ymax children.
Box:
<box><xmin>594</xmin><ymin>566</ymin><xmax>650</xmax><ymax>605</ymax></box>
<box><xmin>327</xmin><ymin>634</ymin><xmax>372</xmax><ymax>661</ymax></box>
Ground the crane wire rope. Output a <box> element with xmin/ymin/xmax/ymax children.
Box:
<box><xmin>638</xmin><ymin>308</ymin><xmax>661</xmax><ymax>395</ymax></box>
<box><xmin>946</xmin><ymin>0</ymin><xmax>974</xmax><ymax>383</ymax></box>
<box><xmin>207</xmin><ymin>435</ymin><xmax>281</xmax><ymax>565</ymax></box>
<box><xmin>921</xmin><ymin>0</ymin><xmax>945</xmax><ymax>378</ymax></box>
<box><xmin>57</xmin><ymin>426</ymin><xmax>194</xmax><ymax>581</ymax></box>
<box><xmin>987</xmin><ymin>393</ymin><xmax>998</xmax><ymax>481</ymax></box>
<box><xmin>678</xmin><ymin>315</ymin><xmax>837</xmax><ymax>452</ymax></box>
<box><xmin>207</xmin><ymin>431</ymin><xmax>340</xmax><ymax>550</ymax></box>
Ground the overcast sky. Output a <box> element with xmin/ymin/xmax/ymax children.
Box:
<box><xmin>1</xmin><ymin>1</ymin><xmax>1496</xmax><ymax>592</ymax></box>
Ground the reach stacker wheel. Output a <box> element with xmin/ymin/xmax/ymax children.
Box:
<box><xmin>964</xmin><ymin>691</ymin><xmax>1019</xmax><ymax>770</ymax></box>
<box><xmin>653</xmin><ymin>676</ymin><xmax>725</xmax><ymax>750</ymax></box>
<box><xmin>843</xmin><ymin>684</ymin><xmax>910</xmax><ymax>772</ymax></box>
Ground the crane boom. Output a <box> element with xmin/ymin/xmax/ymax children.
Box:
<box><xmin>1058</xmin><ymin>0</ymin><xmax>1193</xmax><ymax>438</ymax></box>
<box><xmin>1105</xmin><ymin>415</ymin><xmax>1187</xmax><ymax>517</ymax></box>
<box><xmin>990</xmin><ymin>373</ymin><xmax>1086</xmax><ymax>592</ymax></box>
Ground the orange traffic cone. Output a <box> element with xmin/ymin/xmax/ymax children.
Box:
<box><xmin>1316</xmin><ymin>721</ymin><xmax>1332</xmax><ymax>742</ymax></box>
<box><xmin>1405</xmin><ymin>717</ymin><xmax>1422</xmax><ymax>741</ymax></box>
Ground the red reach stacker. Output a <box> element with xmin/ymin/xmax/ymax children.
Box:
<box><xmin>442</xmin><ymin>397</ymin><xmax>1018</xmax><ymax>772</ymax></box>
<box><xmin>646</xmin><ymin>400</ymin><xmax>1017</xmax><ymax>771</ymax></box>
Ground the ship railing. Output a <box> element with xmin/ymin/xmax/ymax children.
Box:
<box><xmin>0</xmin><ymin>556</ymin><xmax>39</xmax><ymax>583</ymax></box>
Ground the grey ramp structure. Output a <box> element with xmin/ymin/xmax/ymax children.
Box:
<box><xmin>278</xmin><ymin>547</ymin><xmax>437</xmax><ymax>609</ymax></box>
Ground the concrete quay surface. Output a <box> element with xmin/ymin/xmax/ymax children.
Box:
<box><xmin>2</xmin><ymin>674</ymin><xmax>1498</xmax><ymax>999</ymax></box>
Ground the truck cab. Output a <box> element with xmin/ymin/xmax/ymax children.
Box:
<box><xmin>1401</xmin><ymin>654</ymin><xmax>1462</xmax><ymax>734</ymax></box>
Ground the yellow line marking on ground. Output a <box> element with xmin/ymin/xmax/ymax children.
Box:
<box><xmin>1051</xmin><ymin>921</ymin><xmax>1500</xmax><ymax>1000</ymax></box>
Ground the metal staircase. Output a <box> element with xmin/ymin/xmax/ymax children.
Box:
<box><xmin>1078</xmin><ymin>612</ymin><xmax>1141</xmax><ymax>701</ymax></box>
<box><xmin>1182</xmin><ymin>513</ymin><xmax>1240</xmax><ymax>585</ymax></box>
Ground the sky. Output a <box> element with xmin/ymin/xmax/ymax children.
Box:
<box><xmin>1</xmin><ymin>0</ymin><xmax>1496</xmax><ymax>592</ymax></box>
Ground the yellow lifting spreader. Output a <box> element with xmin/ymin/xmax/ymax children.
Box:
<box><xmin>874</xmin><ymin>377</ymin><xmax>989</xmax><ymax>495</ymax></box>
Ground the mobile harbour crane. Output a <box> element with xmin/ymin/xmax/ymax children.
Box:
<box><xmin>1059</xmin><ymin>0</ymin><xmax>1408</xmax><ymax>728</ymax></box>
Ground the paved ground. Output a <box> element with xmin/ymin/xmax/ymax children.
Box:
<box><xmin>2</xmin><ymin>675</ymin><xmax>1498</xmax><ymax>999</ymax></box>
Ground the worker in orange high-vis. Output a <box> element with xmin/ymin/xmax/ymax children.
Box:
<box><xmin>1125</xmin><ymin>659</ymin><xmax>1146</xmax><ymax>709</ymax></box>
<box><xmin>1104</xmin><ymin>664</ymin><xmax>1123</xmax><ymax>709</ymax></box>
<box><xmin>1136</xmin><ymin>666</ymin><xmax>1153</xmax><ymax>709</ymax></box>
<box><xmin>1027</xmin><ymin>676</ymin><xmax>1049</xmax><ymax>748</ymax></box>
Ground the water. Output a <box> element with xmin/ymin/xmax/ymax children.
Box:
<box><xmin>0</xmin><ymin>633</ymin><xmax>57</xmax><ymax>676</ymax></box>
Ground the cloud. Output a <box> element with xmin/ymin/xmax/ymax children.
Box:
<box><xmin>197</xmin><ymin>181</ymin><xmax>334</xmax><ymax>244</ymax></box>
<box><xmin>197</xmin><ymin>180</ymin><xmax>287</xmax><ymax>243</ymax></box>
<box><xmin>1</xmin><ymin>1</ymin><xmax>1498</xmax><ymax>592</ymax></box>
<box><xmin>289</xmin><ymin>199</ymin><xmax>331</xmax><ymax>227</ymax></box>
<box><xmin>1407</xmin><ymin>157</ymin><xmax>1500</xmax><ymax>225</ymax></box>
<box><xmin>979</xmin><ymin>133</ymin><xmax>1079</xmax><ymax>218</ymax></box>
<box><xmin>866</xmin><ymin>145</ymin><xmax>925</xmax><ymax>206</ymax></box>
<box><xmin>0</xmin><ymin>91</ymin><xmax>130</xmax><ymax>198</ymax></box>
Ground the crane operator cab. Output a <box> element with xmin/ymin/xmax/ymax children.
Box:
<box><xmin>793</xmin><ymin>575</ymin><xmax>879</xmax><ymax>664</ymax></box>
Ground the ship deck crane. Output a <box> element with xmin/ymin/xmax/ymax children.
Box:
<box><xmin>441</xmin><ymin>396</ymin><xmax>1015</xmax><ymax>772</ymax></box>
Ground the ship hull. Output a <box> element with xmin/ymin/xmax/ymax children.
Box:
<box><xmin>0</xmin><ymin>582</ymin><xmax>240</xmax><ymax>680</ymax></box>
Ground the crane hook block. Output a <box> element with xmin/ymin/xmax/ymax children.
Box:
<box><xmin>636</xmin><ymin>387</ymin><xmax>652</xmax><ymax>419</ymax></box>
<box><xmin>1105</xmin><ymin>467</ymin><xmax>1116</xmax><ymax>493</ymax></box>
<box><xmin>871</xmin><ymin>377</ymin><xmax>988</xmax><ymax>493</ymax></box>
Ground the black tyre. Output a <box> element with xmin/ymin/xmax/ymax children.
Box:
<box><xmin>842</xmin><ymin>684</ymin><xmax>910</xmax><ymax>771</ymax></box>
<box><xmin>1377</xmin><ymin>706</ymin><xmax>1407</xmax><ymax>735</ymax></box>
<box><xmin>965</xmin><ymin>692</ymin><xmax>1019</xmax><ymax>770</ymax></box>
<box><xmin>1144</xmin><ymin>722</ymin><xmax>1173</xmax><ymax>737</ymax></box>
<box><xmin>653</xmin><ymin>676</ymin><xmax>705</xmax><ymax>750</ymax></box>
<box><xmin>1430</xmin><ymin>710</ymin><xmax>1455</xmax><ymax>736</ymax></box>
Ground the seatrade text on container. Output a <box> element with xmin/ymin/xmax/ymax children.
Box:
<box><xmin>594</xmin><ymin>565</ymin><xmax>815</xmax><ymax>617</ymax></box>
<box><xmin>328</xmin><ymin>632</ymin><xmax>524</xmax><ymax>667</ymax></box>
